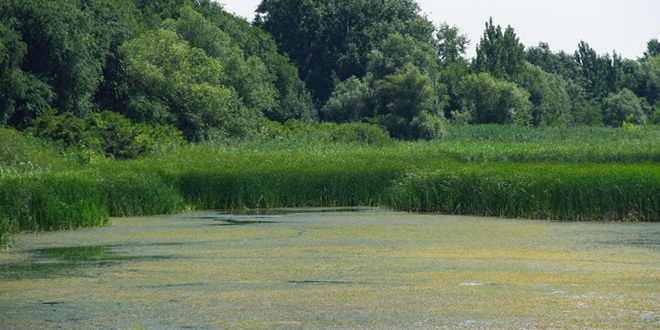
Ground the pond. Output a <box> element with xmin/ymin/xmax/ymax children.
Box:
<box><xmin>1</xmin><ymin>208</ymin><xmax>659</xmax><ymax>329</ymax></box>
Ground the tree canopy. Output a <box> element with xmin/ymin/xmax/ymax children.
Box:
<box><xmin>0</xmin><ymin>0</ymin><xmax>659</xmax><ymax>156</ymax></box>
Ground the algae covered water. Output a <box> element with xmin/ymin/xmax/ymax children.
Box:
<box><xmin>1</xmin><ymin>208</ymin><xmax>659</xmax><ymax>329</ymax></box>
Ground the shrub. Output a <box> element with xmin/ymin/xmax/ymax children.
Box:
<box><xmin>602</xmin><ymin>89</ymin><xmax>647</xmax><ymax>127</ymax></box>
<box><xmin>324</xmin><ymin>123</ymin><xmax>392</xmax><ymax>146</ymax></box>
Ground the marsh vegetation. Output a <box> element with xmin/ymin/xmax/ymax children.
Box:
<box><xmin>3</xmin><ymin>124</ymin><xmax>660</xmax><ymax>247</ymax></box>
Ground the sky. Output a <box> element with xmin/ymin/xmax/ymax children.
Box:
<box><xmin>219</xmin><ymin>0</ymin><xmax>660</xmax><ymax>60</ymax></box>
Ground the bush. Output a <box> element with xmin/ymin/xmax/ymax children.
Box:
<box><xmin>602</xmin><ymin>89</ymin><xmax>647</xmax><ymax>127</ymax></box>
<box><xmin>27</xmin><ymin>109</ymin><xmax>185</xmax><ymax>159</ymax></box>
<box><xmin>0</xmin><ymin>127</ymin><xmax>61</xmax><ymax>172</ymax></box>
<box><xmin>324</xmin><ymin>123</ymin><xmax>392</xmax><ymax>145</ymax></box>
<box><xmin>322</xmin><ymin>76</ymin><xmax>372</xmax><ymax>123</ymax></box>
<box><xmin>455</xmin><ymin>73</ymin><xmax>533</xmax><ymax>125</ymax></box>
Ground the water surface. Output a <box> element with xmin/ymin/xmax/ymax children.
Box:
<box><xmin>1</xmin><ymin>208</ymin><xmax>659</xmax><ymax>329</ymax></box>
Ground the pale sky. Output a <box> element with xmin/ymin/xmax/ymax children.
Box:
<box><xmin>219</xmin><ymin>0</ymin><xmax>659</xmax><ymax>60</ymax></box>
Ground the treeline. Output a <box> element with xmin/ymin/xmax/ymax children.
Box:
<box><xmin>0</xmin><ymin>0</ymin><xmax>315</xmax><ymax>159</ymax></box>
<box><xmin>257</xmin><ymin>1</ymin><xmax>660</xmax><ymax>131</ymax></box>
<box><xmin>1</xmin><ymin>0</ymin><xmax>659</xmax><ymax>158</ymax></box>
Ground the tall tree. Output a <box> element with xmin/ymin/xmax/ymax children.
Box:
<box><xmin>436</xmin><ymin>23</ymin><xmax>469</xmax><ymax>64</ymax></box>
<box><xmin>0</xmin><ymin>22</ymin><xmax>54</xmax><ymax>127</ymax></box>
<box><xmin>574</xmin><ymin>41</ymin><xmax>618</xmax><ymax>102</ymax></box>
<box><xmin>602</xmin><ymin>88</ymin><xmax>646</xmax><ymax>127</ymax></box>
<box><xmin>643</xmin><ymin>39</ymin><xmax>660</xmax><ymax>61</ymax></box>
<box><xmin>0</xmin><ymin>0</ymin><xmax>136</xmax><ymax>117</ymax></box>
<box><xmin>255</xmin><ymin>0</ymin><xmax>435</xmax><ymax>106</ymax></box>
<box><xmin>172</xmin><ymin>6</ymin><xmax>278</xmax><ymax>115</ymax></box>
<box><xmin>474</xmin><ymin>18</ymin><xmax>526</xmax><ymax>81</ymax></box>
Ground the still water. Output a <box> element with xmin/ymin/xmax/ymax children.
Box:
<box><xmin>1</xmin><ymin>208</ymin><xmax>659</xmax><ymax>329</ymax></box>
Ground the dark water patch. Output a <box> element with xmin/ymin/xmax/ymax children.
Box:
<box><xmin>288</xmin><ymin>280</ymin><xmax>355</xmax><ymax>285</ymax></box>
<box><xmin>600</xmin><ymin>231</ymin><xmax>660</xmax><ymax>251</ymax></box>
<box><xmin>210</xmin><ymin>219</ymin><xmax>279</xmax><ymax>226</ymax></box>
<box><xmin>0</xmin><ymin>245</ymin><xmax>169</xmax><ymax>280</ymax></box>
<box><xmin>195</xmin><ymin>207</ymin><xmax>379</xmax><ymax>226</ymax></box>
<box><xmin>135</xmin><ymin>282</ymin><xmax>206</xmax><ymax>289</ymax></box>
<box><xmin>230</xmin><ymin>207</ymin><xmax>375</xmax><ymax>216</ymax></box>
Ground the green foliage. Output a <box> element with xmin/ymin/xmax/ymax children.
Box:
<box><xmin>0</xmin><ymin>173</ymin><xmax>108</xmax><ymax>247</ymax></box>
<box><xmin>602</xmin><ymin>88</ymin><xmax>647</xmax><ymax>127</ymax></box>
<box><xmin>28</xmin><ymin>109</ymin><xmax>184</xmax><ymax>159</ymax></box>
<box><xmin>29</xmin><ymin>109</ymin><xmax>100</xmax><ymax>152</ymax></box>
<box><xmin>474</xmin><ymin>18</ymin><xmax>526</xmax><ymax>81</ymax></box>
<box><xmin>643</xmin><ymin>39</ymin><xmax>660</xmax><ymax>60</ymax></box>
<box><xmin>517</xmin><ymin>62</ymin><xmax>572</xmax><ymax>127</ymax></box>
<box><xmin>367</xmin><ymin>33</ymin><xmax>440</xmax><ymax>83</ymax></box>
<box><xmin>173</xmin><ymin>6</ymin><xmax>277</xmax><ymax>115</ymax></box>
<box><xmin>374</xmin><ymin>63</ymin><xmax>445</xmax><ymax>139</ymax></box>
<box><xmin>256</xmin><ymin>0</ymin><xmax>435</xmax><ymax>104</ymax></box>
<box><xmin>642</xmin><ymin>56</ymin><xmax>660</xmax><ymax>105</ymax></box>
<box><xmin>197</xmin><ymin>3</ymin><xmax>316</xmax><ymax>123</ymax></box>
<box><xmin>0</xmin><ymin>128</ymin><xmax>64</xmax><ymax>173</ymax></box>
<box><xmin>0</xmin><ymin>22</ymin><xmax>54</xmax><ymax>127</ymax></box>
<box><xmin>0</xmin><ymin>0</ymin><xmax>138</xmax><ymax>116</ymax></box>
<box><xmin>436</xmin><ymin>23</ymin><xmax>469</xmax><ymax>64</ymax></box>
<box><xmin>574</xmin><ymin>41</ymin><xmax>619</xmax><ymax>102</ymax></box>
<box><xmin>322</xmin><ymin>76</ymin><xmax>373</xmax><ymax>123</ymax></box>
<box><xmin>321</xmin><ymin>123</ymin><xmax>392</xmax><ymax>146</ymax></box>
<box><xmin>87</xmin><ymin>111</ymin><xmax>185</xmax><ymax>159</ymax></box>
<box><xmin>119</xmin><ymin>27</ymin><xmax>258</xmax><ymax>140</ymax></box>
<box><xmin>455</xmin><ymin>73</ymin><xmax>532</xmax><ymax>125</ymax></box>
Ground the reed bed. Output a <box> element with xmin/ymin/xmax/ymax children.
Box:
<box><xmin>385</xmin><ymin>162</ymin><xmax>660</xmax><ymax>221</ymax></box>
<box><xmin>0</xmin><ymin>173</ymin><xmax>107</xmax><ymax>246</ymax></box>
<box><xmin>3</xmin><ymin>125</ymin><xmax>660</xmax><ymax>247</ymax></box>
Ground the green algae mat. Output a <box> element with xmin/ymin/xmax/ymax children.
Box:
<box><xmin>1</xmin><ymin>208</ymin><xmax>659</xmax><ymax>329</ymax></box>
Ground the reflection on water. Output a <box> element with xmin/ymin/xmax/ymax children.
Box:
<box><xmin>0</xmin><ymin>245</ymin><xmax>170</xmax><ymax>280</ymax></box>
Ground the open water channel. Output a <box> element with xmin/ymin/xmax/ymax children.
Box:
<box><xmin>1</xmin><ymin>208</ymin><xmax>659</xmax><ymax>329</ymax></box>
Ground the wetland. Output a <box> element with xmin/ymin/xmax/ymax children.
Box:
<box><xmin>1</xmin><ymin>208</ymin><xmax>659</xmax><ymax>329</ymax></box>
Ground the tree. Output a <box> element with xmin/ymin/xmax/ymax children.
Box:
<box><xmin>641</xmin><ymin>55</ymin><xmax>660</xmax><ymax>106</ymax></box>
<box><xmin>173</xmin><ymin>6</ymin><xmax>278</xmax><ymax>115</ymax></box>
<box><xmin>367</xmin><ymin>33</ymin><xmax>440</xmax><ymax>83</ymax></box>
<box><xmin>526</xmin><ymin>42</ymin><xmax>583</xmax><ymax>83</ymax></box>
<box><xmin>602</xmin><ymin>88</ymin><xmax>646</xmax><ymax>127</ymax></box>
<box><xmin>255</xmin><ymin>0</ymin><xmax>435</xmax><ymax>105</ymax></box>
<box><xmin>574</xmin><ymin>41</ymin><xmax>618</xmax><ymax>102</ymax></box>
<box><xmin>436</xmin><ymin>23</ymin><xmax>469</xmax><ymax>64</ymax></box>
<box><xmin>517</xmin><ymin>62</ymin><xmax>572</xmax><ymax>127</ymax></box>
<box><xmin>322</xmin><ymin>76</ymin><xmax>373</xmax><ymax>123</ymax></box>
<box><xmin>0</xmin><ymin>22</ymin><xmax>54</xmax><ymax>127</ymax></box>
<box><xmin>643</xmin><ymin>39</ymin><xmax>660</xmax><ymax>61</ymax></box>
<box><xmin>455</xmin><ymin>73</ymin><xmax>532</xmax><ymax>125</ymax></box>
<box><xmin>373</xmin><ymin>63</ymin><xmax>445</xmax><ymax>140</ymax></box>
<box><xmin>119</xmin><ymin>28</ymin><xmax>260</xmax><ymax>141</ymax></box>
<box><xmin>0</xmin><ymin>0</ymin><xmax>136</xmax><ymax>117</ymax></box>
<box><xmin>474</xmin><ymin>18</ymin><xmax>526</xmax><ymax>81</ymax></box>
<box><xmin>135</xmin><ymin>1</ymin><xmax>316</xmax><ymax>123</ymax></box>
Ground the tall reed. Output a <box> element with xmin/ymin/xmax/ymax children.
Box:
<box><xmin>0</xmin><ymin>173</ymin><xmax>108</xmax><ymax>247</ymax></box>
<box><xmin>385</xmin><ymin>162</ymin><xmax>660</xmax><ymax>221</ymax></box>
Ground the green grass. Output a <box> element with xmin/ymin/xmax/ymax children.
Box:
<box><xmin>3</xmin><ymin>124</ymin><xmax>660</xmax><ymax>248</ymax></box>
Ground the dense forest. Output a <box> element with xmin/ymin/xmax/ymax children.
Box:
<box><xmin>1</xmin><ymin>0</ymin><xmax>659</xmax><ymax>159</ymax></box>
